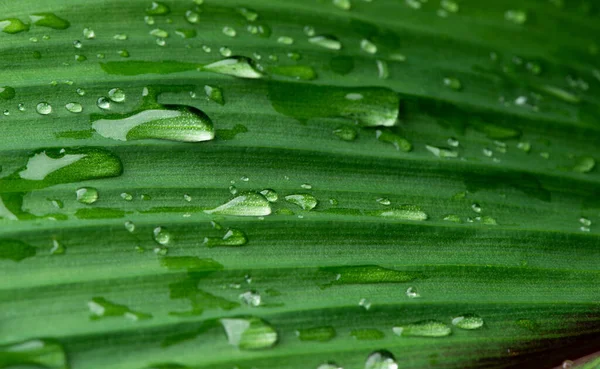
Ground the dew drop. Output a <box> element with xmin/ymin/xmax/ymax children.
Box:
<box><xmin>222</xmin><ymin>26</ymin><xmax>237</xmax><ymax>37</ymax></box>
<box><xmin>203</xmin><ymin>228</ymin><xmax>248</xmax><ymax>247</ymax></box>
<box><xmin>146</xmin><ymin>1</ymin><xmax>170</xmax><ymax>15</ymax></box>
<box><xmin>76</xmin><ymin>187</ymin><xmax>99</xmax><ymax>204</ymax></box>
<box><xmin>50</xmin><ymin>239</ymin><xmax>66</xmax><ymax>255</ymax></box>
<box><xmin>361</xmin><ymin>39</ymin><xmax>377</xmax><ymax>54</ymax></box>
<box><xmin>88</xmin><ymin>297</ymin><xmax>151</xmax><ymax>320</ymax></box>
<box><xmin>96</xmin><ymin>97</ymin><xmax>111</xmax><ymax>110</ymax></box>
<box><xmin>443</xmin><ymin>77</ymin><xmax>462</xmax><ymax>90</ymax></box>
<box><xmin>365</xmin><ymin>350</ymin><xmax>398</xmax><ymax>369</ymax></box>
<box><xmin>124</xmin><ymin>221</ymin><xmax>135</xmax><ymax>233</ymax></box>
<box><xmin>405</xmin><ymin>286</ymin><xmax>420</xmax><ymax>298</ymax></box>
<box><xmin>153</xmin><ymin>226</ymin><xmax>171</xmax><ymax>246</ymax></box>
<box><xmin>285</xmin><ymin>194</ymin><xmax>318</xmax><ymax>211</ymax></box>
<box><xmin>309</xmin><ymin>35</ymin><xmax>342</xmax><ymax>50</ymax></box>
<box><xmin>0</xmin><ymin>86</ymin><xmax>16</xmax><ymax>100</ymax></box>
<box><xmin>108</xmin><ymin>88</ymin><xmax>126</xmax><ymax>102</ymax></box>
<box><xmin>426</xmin><ymin>145</ymin><xmax>458</xmax><ymax>158</ymax></box>
<box><xmin>452</xmin><ymin>314</ymin><xmax>484</xmax><ymax>330</ymax></box>
<box><xmin>333</xmin><ymin>125</ymin><xmax>358</xmax><ymax>141</ymax></box>
<box><xmin>237</xmin><ymin>7</ymin><xmax>259</xmax><ymax>22</ymax></box>
<box><xmin>373</xmin><ymin>206</ymin><xmax>428</xmax><ymax>221</ymax></box>
<box><xmin>220</xmin><ymin>317</ymin><xmax>277</xmax><ymax>350</ymax></box>
<box><xmin>393</xmin><ymin>320</ymin><xmax>451</xmax><ymax>337</ymax></box>
<box><xmin>0</xmin><ymin>18</ymin><xmax>30</xmax><ymax>34</ymax></box>
<box><xmin>29</xmin><ymin>13</ymin><xmax>70</xmax><ymax>30</ymax></box>
<box><xmin>203</xmin><ymin>56</ymin><xmax>264</xmax><ymax>79</ymax></box>
<box><xmin>205</xmin><ymin>193</ymin><xmax>271</xmax><ymax>216</ymax></box>
<box><xmin>239</xmin><ymin>290</ymin><xmax>261</xmax><ymax>306</ymax></box>
<box><xmin>65</xmin><ymin>102</ymin><xmax>83</xmax><ymax>113</ymax></box>
<box><xmin>259</xmin><ymin>189</ymin><xmax>278</xmax><ymax>202</ymax></box>
<box><xmin>505</xmin><ymin>9</ymin><xmax>527</xmax><ymax>25</ymax></box>
<box><xmin>333</xmin><ymin>0</ymin><xmax>351</xmax><ymax>10</ymax></box>
<box><xmin>471</xmin><ymin>203</ymin><xmax>482</xmax><ymax>213</ymax></box>
<box><xmin>83</xmin><ymin>27</ymin><xmax>95</xmax><ymax>39</ymax></box>
<box><xmin>121</xmin><ymin>192</ymin><xmax>133</xmax><ymax>201</ymax></box>
<box><xmin>573</xmin><ymin>156</ymin><xmax>595</xmax><ymax>173</ymax></box>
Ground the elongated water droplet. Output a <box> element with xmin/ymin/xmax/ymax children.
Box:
<box><xmin>351</xmin><ymin>328</ymin><xmax>385</xmax><ymax>340</ymax></box>
<box><xmin>372</xmin><ymin>205</ymin><xmax>427</xmax><ymax>221</ymax></box>
<box><xmin>36</xmin><ymin>102</ymin><xmax>52</xmax><ymax>115</ymax></box>
<box><xmin>365</xmin><ymin>350</ymin><xmax>398</xmax><ymax>369</ymax></box>
<box><xmin>443</xmin><ymin>77</ymin><xmax>462</xmax><ymax>90</ymax></box>
<box><xmin>392</xmin><ymin>320</ymin><xmax>451</xmax><ymax>337</ymax></box>
<box><xmin>573</xmin><ymin>156</ymin><xmax>595</xmax><ymax>173</ymax></box>
<box><xmin>376</xmin><ymin>130</ymin><xmax>412</xmax><ymax>151</ymax></box>
<box><xmin>0</xmin><ymin>18</ymin><xmax>30</xmax><ymax>34</ymax></box>
<box><xmin>538</xmin><ymin>85</ymin><xmax>580</xmax><ymax>104</ymax></box>
<box><xmin>443</xmin><ymin>214</ymin><xmax>461</xmax><ymax>223</ymax></box>
<box><xmin>237</xmin><ymin>7</ymin><xmax>259</xmax><ymax>21</ymax></box>
<box><xmin>0</xmin><ymin>339</ymin><xmax>68</xmax><ymax>369</ymax></box>
<box><xmin>452</xmin><ymin>314</ymin><xmax>484</xmax><ymax>330</ymax></box>
<box><xmin>88</xmin><ymin>297</ymin><xmax>151</xmax><ymax>320</ymax></box>
<box><xmin>505</xmin><ymin>9</ymin><xmax>527</xmax><ymax>24</ymax></box>
<box><xmin>29</xmin><ymin>13</ymin><xmax>70</xmax><ymax>29</ymax></box>
<box><xmin>296</xmin><ymin>326</ymin><xmax>336</xmax><ymax>342</ymax></box>
<box><xmin>260</xmin><ymin>189</ymin><xmax>278</xmax><ymax>202</ymax></box>
<box><xmin>220</xmin><ymin>317</ymin><xmax>277</xmax><ymax>350</ymax></box>
<box><xmin>361</xmin><ymin>39</ymin><xmax>377</xmax><ymax>54</ymax></box>
<box><xmin>76</xmin><ymin>187</ymin><xmax>99</xmax><ymax>204</ymax></box>
<box><xmin>285</xmin><ymin>194</ymin><xmax>318</xmax><ymax>211</ymax></box>
<box><xmin>108</xmin><ymin>88</ymin><xmax>126</xmax><ymax>102</ymax></box>
<box><xmin>204</xmin><ymin>85</ymin><xmax>225</xmax><ymax>105</ymax></box>
<box><xmin>270</xmin><ymin>83</ymin><xmax>399</xmax><ymax>127</ymax></box>
<box><xmin>277</xmin><ymin>36</ymin><xmax>294</xmax><ymax>45</ymax></box>
<box><xmin>92</xmin><ymin>105</ymin><xmax>214</xmax><ymax>142</ymax></box>
<box><xmin>205</xmin><ymin>193</ymin><xmax>271</xmax><ymax>216</ymax></box>
<box><xmin>0</xmin><ymin>86</ymin><xmax>16</xmax><ymax>100</ymax></box>
<box><xmin>203</xmin><ymin>229</ymin><xmax>248</xmax><ymax>247</ymax></box>
<box><xmin>0</xmin><ymin>239</ymin><xmax>36</xmax><ymax>261</ymax></box>
<box><xmin>426</xmin><ymin>145</ymin><xmax>458</xmax><ymax>158</ymax></box>
<box><xmin>309</xmin><ymin>35</ymin><xmax>342</xmax><ymax>50</ymax></box>
<box><xmin>203</xmin><ymin>56</ymin><xmax>263</xmax><ymax>79</ymax></box>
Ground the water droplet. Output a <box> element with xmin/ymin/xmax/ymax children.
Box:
<box><xmin>0</xmin><ymin>339</ymin><xmax>68</xmax><ymax>368</ymax></box>
<box><xmin>405</xmin><ymin>286</ymin><xmax>420</xmax><ymax>298</ymax></box>
<box><xmin>29</xmin><ymin>13</ymin><xmax>70</xmax><ymax>30</ymax></box>
<box><xmin>443</xmin><ymin>214</ymin><xmax>461</xmax><ymax>223</ymax></box>
<box><xmin>113</xmin><ymin>33</ymin><xmax>128</xmax><ymax>40</ymax></box>
<box><xmin>441</xmin><ymin>0</ymin><xmax>459</xmax><ymax>12</ymax></box>
<box><xmin>153</xmin><ymin>226</ymin><xmax>171</xmax><ymax>245</ymax></box>
<box><xmin>333</xmin><ymin>0</ymin><xmax>351</xmax><ymax>10</ymax></box>
<box><xmin>365</xmin><ymin>350</ymin><xmax>398</xmax><ymax>369</ymax></box>
<box><xmin>204</xmin><ymin>85</ymin><xmax>225</xmax><ymax>105</ymax></box>
<box><xmin>92</xmin><ymin>105</ymin><xmax>214</xmax><ymax>142</ymax></box>
<box><xmin>237</xmin><ymin>7</ymin><xmax>259</xmax><ymax>21</ymax></box>
<box><xmin>426</xmin><ymin>145</ymin><xmax>458</xmax><ymax>158</ymax></box>
<box><xmin>0</xmin><ymin>86</ymin><xmax>16</xmax><ymax>100</ymax></box>
<box><xmin>361</xmin><ymin>39</ymin><xmax>377</xmax><ymax>54</ymax></box>
<box><xmin>359</xmin><ymin>298</ymin><xmax>372</xmax><ymax>310</ymax></box>
<box><xmin>376</xmin><ymin>130</ymin><xmax>412</xmax><ymax>152</ymax></box>
<box><xmin>96</xmin><ymin>97</ymin><xmax>111</xmax><ymax>110</ymax></box>
<box><xmin>62</xmin><ymin>102</ymin><xmax>82</xmax><ymax>113</ymax></box>
<box><xmin>88</xmin><ymin>297</ymin><xmax>151</xmax><ymax>320</ymax></box>
<box><xmin>376</xmin><ymin>198</ymin><xmax>391</xmax><ymax>206</ymax></box>
<box><xmin>149</xmin><ymin>28</ymin><xmax>168</xmax><ymax>38</ymax></box>
<box><xmin>277</xmin><ymin>36</ymin><xmax>294</xmax><ymax>45</ymax></box>
<box><xmin>452</xmin><ymin>314</ymin><xmax>484</xmax><ymax>330</ymax></box>
<box><xmin>376</xmin><ymin>59</ymin><xmax>389</xmax><ymax>79</ymax></box>
<box><xmin>333</xmin><ymin>125</ymin><xmax>358</xmax><ymax>141</ymax></box>
<box><xmin>482</xmin><ymin>148</ymin><xmax>493</xmax><ymax>157</ymax></box>
<box><xmin>373</xmin><ymin>206</ymin><xmax>428</xmax><ymax>221</ymax></box>
<box><xmin>220</xmin><ymin>317</ymin><xmax>277</xmax><ymax>350</ymax></box>
<box><xmin>185</xmin><ymin>10</ymin><xmax>200</xmax><ymax>24</ymax></box>
<box><xmin>76</xmin><ymin>187</ymin><xmax>99</xmax><ymax>204</ymax></box>
<box><xmin>309</xmin><ymin>35</ymin><xmax>342</xmax><ymax>50</ymax></box>
<box><xmin>203</xmin><ymin>56</ymin><xmax>263</xmax><ymax>79</ymax></box>
<box><xmin>107</xmin><ymin>88</ymin><xmax>126</xmax><ymax>103</ymax></box>
<box><xmin>222</xmin><ymin>26</ymin><xmax>237</xmax><ymax>37</ymax></box>
<box><xmin>393</xmin><ymin>320</ymin><xmax>451</xmax><ymax>337</ymax></box>
<box><xmin>0</xmin><ymin>18</ymin><xmax>30</xmax><ymax>34</ymax></box>
<box><xmin>204</xmin><ymin>228</ymin><xmax>248</xmax><ymax>247</ymax></box>
<box><xmin>505</xmin><ymin>9</ymin><xmax>527</xmax><ymax>24</ymax></box>
<box><xmin>146</xmin><ymin>1</ymin><xmax>171</xmax><ymax>15</ymax></box>
<box><xmin>580</xmin><ymin>217</ymin><xmax>592</xmax><ymax>227</ymax></box>
<box><xmin>49</xmin><ymin>239</ymin><xmax>66</xmax><ymax>255</ymax></box>
<box><xmin>296</xmin><ymin>326</ymin><xmax>336</xmax><ymax>342</ymax></box>
<box><xmin>75</xmin><ymin>88</ymin><xmax>86</xmax><ymax>96</ymax></box>
<box><xmin>259</xmin><ymin>189</ymin><xmax>278</xmax><ymax>202</ymax></box>
<box><xmin>36</xmin><ymin>102</ymin><xmax>52</xmax><ymax>115</ymax></box>
<box><xmin>573</xmin><ymin>156</ymin><xmax>595</xmax><ymax>173</ymax></box>
<box><xmin>205</xmin><ymin>193</ymin><xmax>271</xmax><ymax>216</ymax></box>
<box><xmin>239</xmin><ymin>290</ymin><xmax>261</xmax><ymax>306</ymax></box>
<box><xmin>83</xmin><ymin>27</ymin><xmax>95</xmax><ymax>39</ymax></box>
<box><xmin>118</xmin><ymin>49</ymin><xmax>130</xmax><ymax>58</ymax></box>
<box><xmin>285</xmin><ymin>194</ymin><xmax>318</xmax><ymax>211</ymax></box>
<box><xmin>120</xmin><ymin>192</ymin><xmax>133</xmax><ymax>201</ymax></box>
<box><xmin>443</xmin><ymin>77</ymin><xmax>462</xmax><ymax>90</ymax></box>
<box><xmin>351</xmin><ymin>328</ymin><xmax>385</xmax><ymax>341</ymax></box>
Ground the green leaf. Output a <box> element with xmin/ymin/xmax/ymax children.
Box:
<box><xmin>1</xmin><ymin>0</ymin><xmax>600</xmax><ymax>368</ymax></box>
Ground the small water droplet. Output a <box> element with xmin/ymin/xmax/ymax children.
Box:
<box><xmin>203</xmin><ymin>56</ymin><xmax>263</xmax><ymax>79</ymax></box>
<box><xmin>146</xmin><ymin>1</ymin><xmax>170</xmax><ymax>15</ymax></box>
<box><xmin>153</xmin><ymin>226</ymin><xmax>171</xmax><ymax>245</ymax></box>
<box><xmin>451</xmin><ymin>314</ymin><xmax>484</xmax><ymax>330</ymax></box>
<box><xmin>359</xmin><ymin>298</ymin><xmax>372</xmax><ymax>310</ymax></box>
<box><xmin>393</xmin><ymin>320</ymin><xmax>452</xmax><ymax>337</ymax></box>
<box><xmin>108</xmin><ymin>88</ymin><xmax>126</xmax><ymax>102</ymax></box>
<box><xmin>277</xmin><ymin>36</ymin><xmax>294</xmax><ymax>45</ymax></box>
<box><xmin>88</xmin><ymin>297</ymin><xmax>151</xmax><ymax>320</ymax></box>
<box><xmin>333</xmin><ymin>125</ymin><xmax>358</xmax><ymax>141</ymax></box>
<box><xmin>239</xmin><ymin>290</ymin><xmax>261</xmax><ymax>306</ymax></box>
<box><xmin>426</xmin><ymin>145</ymin><xmax>458</xmax><ymax>158</ymax></box>
<box><xmin>124</xmin><ymin>221</ymin><xmax>135</xmax><ymax>233</ymax></box>
<box><xmin>220</xmin><ymin>317</ymin><xmax>277</xmax><ymax>350</ymax></box>
<box><xmin>0</xmin><ymin>86</ymin><xmax>16</xmax><ymax>100</ymax></box>
<box><xmin>285</xmin><ymin>194</ymin><xmax>318</xmax><ymax>211</ymax></box>
<box><xmin>365</xmin><ymin>350</ymin><xmax>398</xmax><ymax>369</ymax></box>
<box><xmin>443</xmin><ymin>214</ymin><xmax>461</xmax><ymax>223</ymax></box>
<box><xmin>203</xmin><ymin>228</ymin><xmax>248</xmax><ymax>247</ymax></box>
<box><xmin>204</xmin><ymin>85</ymin><xmax>225</xmax><ymax>105</ymax></box>
<box><xmin>237</xmin><ymin>7</ymin><xmax>259</xmax><ymax>21</ymax></box>
<box><xmin>573</xmin><ymin>156</ymin><xmax>595</xmax><ymax>173</ymax></box>
<box><xmin>361</xmin><ymin>39</ymin><xmax>377</xmax><ymax>54</ymax></box>
<box><xmin>185</xmin><ymin>10</ymin><xmax>200</xmax><ymax>24</ymax></box>
<box><xmin>471</xmin><ymin>203</ymin><xmax>482</xmax><ymax>213</ymax></box>
<box><xmin>64</xmin><ymin>102</ymin><xmax>82</xmax><ymax>113</ymax></box>
<box><xmin>222</xmin><ymin>26</ymin><xmax>237</xmax><ymax>37</ymax></box>
<box><xmin>121</xmin><ymin>192</ymin><xmax>133</xmax><ymax>201</ymax></box>
<box><xmin>405</xmin><ymin>286</ymin><xmax>420</xmax><ymax>298</ymax></box>
<box><xmin>377</xmin><ymin>198</ymin><xmax>391</xmax><ymax>206</ymax></box>
<box><xmin>76</xmin><ymin>187</ymin><xmax>99</xmax><ymax>204</ymax></box>
<box><xmin>309</xmin><ymin>35</ymin><xmax>342</xmax><ymax>50</ymax></box>
<box><xmin>36</xmin><ymin>102</ymin><xmax>52</xmax><ymax>115</ymax></box>
<box><xmin>96</xmin><ymin>97</ymin><xmax>111</xmax><ymax>110</ymax></box>
<box><xmin>443</xmin><ymin>77</ymin><xmax>462</xmax><ymax>90</ymax></box>
<box><xmin>505</xmin><ymin>9</ymin><xmax>527</xmax><ymax>24</ymax></box>
<box><xmin>83</xmin><ymin>27</ymin><xmax>95</xmax><ymax>39</ymax></box>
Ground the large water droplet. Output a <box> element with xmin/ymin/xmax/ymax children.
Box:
<box><xmin>108</xmin><ymin>88</ymin><xmax>126</xmax><ymax>102</ymax></box>
<box><xmin>205</xmin><ymin>193</ymin><xmax>271</xmax><ymax>216</ymax></box>
<box><xmin>365</xmin><ymin>350</ymin><xmax>398</xmax><ymax>369</ymax></box>
<box><xmin>220</xmin><ymin>317</ymin><xmax>278</xmax><ymax>350</ymax></box>
<box><xmin>270</xmin><ymin>83</ymin><xmax>399</xmax><ymax>127</ymax></box>
<box><xmin>573</xmin><ymin>156</ymin><xmax>595</xmax><ymax>173</ymax></box>
<box><xmin>392</xmin><ymin>320</ymin><xmax>452</xmax><ymax>337</ymax></box>
<box><xmin>451</xmin><ymin>314</ymin><xmax>484</xmax><ymax>330</ymax></box>
<box><xmin>0</xmin><ymin>18</ymin><xmax>30</xmax><ymax>34</ymax></box>
<box><xmin>92</xmin><ymin>105</ymin><xmax>214</xmax><ymax>142</ymax></box>
<box><xmin>36</xmin><ymin>102</ymin><xmax>52</xmax><ymax>115</ymax></box>
<box><xmin>203</xmin><ymin>56</ymin><xmax>263</xmax><ymax>79</ymax></box>
<box><xmin>285</xmin><ymin>194</ymin><xmax>318</xmax><ymax>211</ymax></box>
<box><xmin>0</xmin><ymin>339</ymin><xmax>68</xmax><ymax>369</ymax></box>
